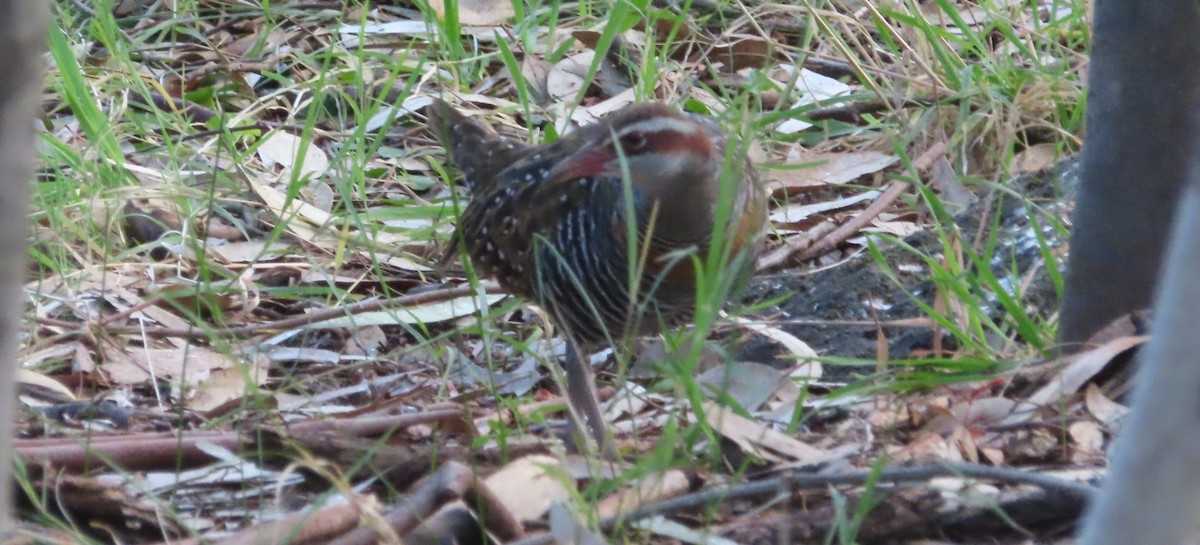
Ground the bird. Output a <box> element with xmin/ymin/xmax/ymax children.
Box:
<box><xmin>427</xmin><ymin>97</ymin><xmax>767</xmax><ymax>455</ymax></box>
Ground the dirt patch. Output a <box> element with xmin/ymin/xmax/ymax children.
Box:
<box><xmin>740</xmin><ymin>156</ymin><xmax>1081</xmax><ymax>368</ymax></box>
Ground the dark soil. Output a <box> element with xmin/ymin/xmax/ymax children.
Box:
<box><xmin>739</xmin><ymin>156</ymin><xmax>1081</xmax><ymax>369</ymax></box>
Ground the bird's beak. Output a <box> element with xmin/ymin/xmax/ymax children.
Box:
<box><xmin>546</xmin><ymin>146</ymin><xmax>612</xmax><ymax>184</ymax></box>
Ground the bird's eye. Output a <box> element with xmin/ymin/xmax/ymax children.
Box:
<box><xmin>620</xmin><ymin>132</ymin><xmax>648</xmax><ymax>152</ymax></box>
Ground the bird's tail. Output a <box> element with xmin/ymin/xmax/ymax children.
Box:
<box><xmin>426</xmin><ymin>98</ymin><xmax>528</xmax><ymax>193</ymax></box>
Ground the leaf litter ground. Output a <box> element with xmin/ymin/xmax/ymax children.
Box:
<box><xmin>13</xmin><ymin>1</ymin><xmax>1116</xmax><ymax>544</ymax></box>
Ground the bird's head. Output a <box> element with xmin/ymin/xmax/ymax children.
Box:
<box><xmin>546</xmin><ymin>104</ymin><xmax>722</xmax><ymax>197</ymax></box>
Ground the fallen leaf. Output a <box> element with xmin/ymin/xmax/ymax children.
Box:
<box><xmin>1012</xmin><ymin>143</ymin><xmax>1059</xmax><ymax>173</ymax></box>
<box><xmin>632</xmin><ymin>515</ymin><xmax>740</xmax><ymax>545</ymax></box>
<box><xmin>310</xmin><ymin>293</ymin><xmax>507</xmax><ymax>328</ymax></box>
<box><xmin>16</xmin><ymin>368</ymin><xmax>77</xmax><ymax>400</ymax></box>
<box><xmin>928</xmin><ymin>156</ymin><xmax>976</xmax><ymax>213</ymax></box>
<box><xmin>1026</xmin><ymin>335</ymin><xmax>1148</xmax><ymax>408</ymax></box>
<box><xmin>697</xmin><ymin>361</ymin><xmax>786</xmax><ymax>411</ymax></box>
<box><xmin>889</xmin><ymin>430</ymin><xmax>959</xmax><ymax>463</ymax></box>
<box><xmin>189</xmin><ymin>362</ymin><xmax>270</xmax><ymax>412</ymax></box>
<box><xmin>703</xmin><ymin>401</ymin><xmax>833</xmax><ymax>464</ymax></box>
<box><xmin>769</xmin><ymin>189</ymin><xmax>881</xmax><ymax>224</ymax></box>
<box><xmin>208</xmin><ymin>240</ymin><xmax>293</xmax><ymax>263</ymax></box>
<box><xmin>1084</xmin><ymin>383</ymin><xmax>1129</xmax><ymax>426</ymax></box>
<box><xmin>596</xmin><ymin>470</ymin><xmax>689</xmax><ymax>519</ymax></box>
<box><xmin>605</xmin><ymin>384</ymin><xmax>653</xmax><ymax>422</ymax></box>
<box><xmin>1068</xmin><ymin>420</ymin><xmax>1104</xmax><ymax>463</ymax></box>
<box><xmin>549</xmin><ymin>502</ymin><xmax>608</xmax><ymax>545</ymax></box>
<box><xmin>337</xmin><ymin>21</ymin><xmax>435</xmax><ymax>48</ymax></box>
<box><xmin>709</xmin><ymin>36</ymin><xmax>772</xmax><ymax>71</ymax></box>
<box><xmin>100</xmin><ymin>344</ymin><xmax>239</xmax><ymax>386</ymax></box>
<box><xmin>957</xmin><ymin>396</ymin><xmax>1018</xmax><ymax>427</ymax></box>
<box><xmin>257</xmin><ymin>131</ymin><xmax>329</xmax><ymax>181</ymax></box>
<box><xmin>266</xmin><ymin>347</ymin><xmax>341</xmax><ymax>364</ymax></box>
<box><xmin>866</xmin><ymin>218</ymin><xmax>922</xmax><ymax>237</ymax></box>
<box><xmin>250</xmin><ymin>178</ymin><xmax>429</xmax><ymax>271</ymax></box>
<box><xmin>428</xmin><ymin>0</ymin><xmax>515</xmax><ymax>26</ymax></box>
<box><xmin>485</xmin><ymin>455</ymin><xmax>571</xmax><ymax>522</ymax></box>
<box><xmin>731</xmin><ymin>316</ymin><xmax>822</xmax><ymax>380</ymax></box>
<box><xmin>521</xmin><ymin>56</ymin><xmax>555</xmax><ymax>101</ymax></box>
<box><xmin>775</xmin><ymin>66</ymin><xmax>853</xmax><ymax>134</ymax></box>
<box><xmin>767</xmin><ymin>151</ymin><xmax>898</xmax><ymax>194</ymax></box>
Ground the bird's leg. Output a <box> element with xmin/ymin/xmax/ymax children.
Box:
<box><xmin>562</xmin><ymin>340</ymin><xmax>617</xmax><ymax>459</ymax></box>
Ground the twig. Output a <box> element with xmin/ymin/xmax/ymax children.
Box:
<box><xmin>760</xmin><ymin>142</ymin><xmax>949</xmax><ymax>270</ymax></box>
<box><xmin>804</xmin><ymin>97</ymin><xmax>937</xmax><ymax>124</ymax></box>
<box><xmin>794</xmin><ymin>179</ymin><xmax>909</xmax><ymax>263</ymax></box>
<box><xmin>325</xmin><ymin>461</ymin><xmax>477</xmax><ymax>545</ymax></box>
<box><xmin>38</xmin><ymin>283</ymin><xmax>504</xmax><ymax>340</ymax></box>
<box><xmin>506</xmin><ymin>462</ymin><xmax>1097</xmax><ymax>545</ymax></box>
<box><xmin>755</xmin><ymin>220</ymin><xmax>835</xmax><ymax>271</ymax></box>
<box><xmin>14</xmin><ymin>408</ymin><xmax>468</xmax><ymax>471</ymax></box>
<box><xmin>611</xmin><ymin>462</ymin><xmax>1096</xmax><ymax>526</ymax></box>
<box><xmin>181</xmin><ymin>55</ymin><xmax>286</xmax><ymax>85</ymax></box>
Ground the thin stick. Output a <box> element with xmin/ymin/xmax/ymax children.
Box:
<box><xmin>37</xmin><ymin>282</ymin><xmax>504</xmax><ymax>340</ymax></box>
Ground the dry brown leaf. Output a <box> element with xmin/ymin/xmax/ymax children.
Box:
<box><xmin>1084</xmin><ymin>383</ymin><xmax>1129</xmax><ymax>426</ymax></box>
<box><xmin>767</xmin><ymin>151</ymin><xmax>898</xmax><ymax>194</ymax></box>
<box><xmin>16</xmin><ymin>368</ymin><xmax>77</xmax><ymax>400</ymax></box>
<box><xmin>864</xmin><ymin>395</ymin><xmax>911</xmax><ymax>429</ymax></box>
<box><xmin>769</xmin><ymin>189</ymin><xmax>883</xmax><ymax>224</ymax></box>
<box><xmin>74</xmin><ymin>342</ymin><xmax>96</xmax><ymax>373</ymax></box>
<box><xmin>948</xmin><ymin>425</ymin><xmax>980</xmax><ymax>463</ymax></box>
<box><xmin>866</xmin><ymin>218</ymin><xmax>922</xmax><ymax>237</ymax></box>
<box><xmin>702</xmin><ymin>401</ymin><xmax>832</xmax><ymax>464</ymax></box>
<box><xmin>546</xmin><ymin>51</ymin><xmax>593</xmax><ymax>101</ymax></box>
<box><xmin>632</xmin><ymin>515</ymin><xmax>740</xmax><ymax>544</ymax></box>
<box><xmin>483</xmin><ymin>455</ymin><xmax>571</xmax><ymax>522</ymax></box>
<box><xmin>428</xmin><ymin>0</ymin><xmax>515</xmax><ymax>26</ymax></box>
<box><xmin>979</xmin><ymin>446</ymin><xmax>1005</xmax><ymax>466</ymax></box>
<box><xmin>774</xmin><ymin>67</ymin><xmax>853</xmax><ymax>134</ymax></box>
<box><xmin>1012</xmin><ymin>143</ymin><xmax>1060</xmax><ymax>174</ymax></box>
<box><xmin>595</xmin><ymin>470</ymin><xmax>689</xmax><ymax>519</ymax></box>
<box><xmin>605</xmin><ymin>384</ymin><xmax>652</xmax><ymax>422</ymax></box>
<box><xmin>107</xmin><ymin>284</ymin><xmax>193</xmax><ymax>348</ymax></box>
<box><xmin>257</xmin><ymin>131</ymin><xmax>329</xmax><ymax>181</ymax></box>
<box><xmin>572</xmin><ymin>88</ymin><xmax>636</xmax><ymax>126</ymax></box>
<box><xmin>549</xmin><ymin>502</ymin><xmax>609</xmax><ymax>545</ymax></box>
<box><xmin>249</xmin><ymin>178</ymin><xmax>428</xmax><ymax>271</ymax></box>
<box><xmin>310</xmin><ymin>293</ymin><xmax>507</xmax><ymax>328</ymax></box>
<box><xmin>100</xmin><ymin>343</ymin><xmax>239</xmax><ymax>386</ymax></box>
<box><xmin>950</xmin><ymin>397</ymin><xmax>1017</xmax><ymax>429</ymax></box>
<box><xmin>221</xmin><ymin>28</ymin><xmax>289</xmax><ymax>57</ymax></box>
<box><xmin>697</xmin><ymin>361</ymin><xmax>786</xmax><ymax>412</ymax></box>
<box><xmin>20</xmin><ymin>343</ymin><xmax>77</xmax><ymax>369</ymax></box>
<box><xmin>928</xmin><ymin>155</ymin><xmax>976</xmax><ymax>213</ymax></box>
<box><xmin>208</xmin><ymin>240</ymin><xmax>293</xmax><ymax>264</ymax></box>
<box><xmin>1068</xmin><ymin>420</ymin><xmax>1105</xmax><ymax>463</ymax></box>
<box><xmin>337</xmin><ymin>21</ymin><xmax>435</xmax><ymax>47</ymax></box>
<box><xmin>521</xmin><ymin>56</ymin><xmax>555</xmax><ymax>101</ymax></box>
<box><xmin>731</xmin><ymin>316</ymin><xmax>821</xmax><ymax>382</ymax></box>
<box><xmin>888</xmin><ymin>430</ymin><xmax>959</xmax><ymax>463</ymax></box>
<box><xmin>1025</xmin><ymin>335</ymin><xmax>1148</xmax><ymax>408</ymax></box>
<box><xmin>189</xmin><ymin>361</ymin><xmax>270</xmax><ymax>412</ymax></box>
<box><xmin>709</xmin><ymin>36</ymin><xmax>772</xmax><ymax>71</ymax></box>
